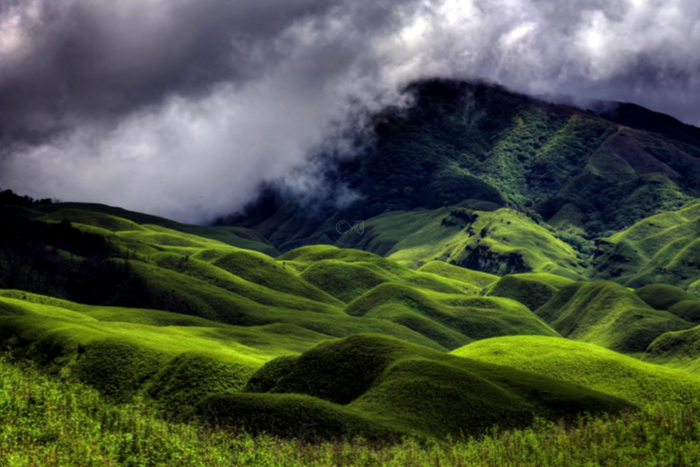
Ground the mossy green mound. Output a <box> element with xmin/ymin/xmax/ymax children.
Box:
<box><xmin>22</xmin><ymin>202</ymin><xmax>278</xmax><ymax>255</ymax></box>
<box><xmin>486</xmin><ymin>273</ymin><xmax>575</xmax><ymax>311</ymax></box>
<box><xmin>38</xmin><ymin>209</ymin><xmax>145</xmax><ymax>232</ymax></box>
<box><xmin>300</xmin><ymin>260</ymin><xmax>391</xmax><ymax>303</ymax></box>
<box><xmin>198</xmin><ymin>334</ymin><xmax>632</xmax><ymax>440</ymax></box>
<box><xmin>5</xmin><ymin>209</ymin><xmax>563</xmax><ymax>352</ymax></box>
<box><xmin>417</xmin><ymin>261</ymin><xmax>498</xmax><ymax>290</ymax></box>
<box><xmin>589</xmin><ymin>200</ymin><xmax>700</xmax><ymax>289</ymax></box>
<box><xmin>331</xmin><ymin>207</ymin><xmax>586</xmax><ymax>279</ymax></box>
<box><xmin>452</xmin><ymin>336</ymin><xmax>700</xmax><ymax>406</ymax></box>
<box><xmin>667</xmin><ymin>300</ymin><xmax>700</xmax><ymax>322</ymax></box>
<box><xmin>345</xmin><ymin>283</ymin><xmax>558</xmax><ymax>349</ymax></box>
<box><xmin>0</xmin><ymin>293</ymin><xmax>333</xmax><ymax>407</ymax></box>
<box><xmin>208</xmin><ymin>250</ymin><xmax>340</xmax><ymax>305</ymax></box>
<box><xmin>645</xmin><ymin>326</ymin><xmax>700</xmax><ymax>373</ymax></box>
<box><xmin>634</xmin><ymin>284</ymin><xmax>696</xmax><ymax>311</ymax></box>
<box><xmin>535</xmin><ymin>281</ymin><xmax>693</xmax><ymax>353</ymax></box>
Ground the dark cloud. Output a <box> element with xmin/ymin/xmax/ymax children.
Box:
<box><xmin>0</xmin><ymin>0</ymin><xmax>699</xmax><ymax>222</ymax></box>
<box><xmin>0</xmin><ymin>0</ymin><xmax>338</xmax><ymax>143</ymax></box>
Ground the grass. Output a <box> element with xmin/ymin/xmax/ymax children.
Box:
<box><xmin>201</xmin><ymin>334</ymin><xmax>632</xmax><ymax>440</ymax></box>
<box><xmin>4</xmin><ymin>353</ymin><xmax>700</xmax><ymax>466</ymax></box>
<box><xmin>635</xmin><ymin>284</ymin><xmax>696</xmax><ymax>310</ymax></box>
<box><xmin>26</xmin><ymin>202</ymin><xmax>279</xmax><ymax>255</ymax></box>
<box><xmin>453</xmin><ymin>335</ymin><xmax>700</xmax><ymax>406</ymax></box>
<box><xmin>534</xmin><ymin>280</ymin><xmax>693</xmax><ymax>353</ymax></box>
<box><xmin>335</xmin><ymin>207</ymin><xmax>586</xmax><ymax>279</ymax></box>
<box><xmin>486</xmin><ymin>273</ymin><xmax>575</xmax><ymax>311</ymax></box>
<box><xmin>344</xmin><ymin>283</ymin><xmax>558</xmax><ymax>349</ymax></box>
<box><xmin>417</xmin><ymin>261</ymin><xmax>499</xmax><ymax>290</ymax></box>
<box><xmin>5</xmin><ymin>211</ymin><xmax>525</xmax><ymax>351</ymax></box>
<box><xmin>645</xmin><ymin>325</ymin><xmax>700</xmax><ymax>373</ymax></box>
<box><xmin>0</xmin><ymin>292</ymin><xmax>333</xmax><ymax>408</ymax></box>
<box><xmin>589</xmin><ymin>199</ymin><xmax>700</xmax><ymax>289</ymax></box>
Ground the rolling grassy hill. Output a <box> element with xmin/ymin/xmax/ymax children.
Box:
<box><xmin>452</xmin><ymin>335</ymin><xmax>700</xmax><ymax>406</ymax></box>
<box><xmin>534</xmin><ymin>280</ymin><xmax>693</xmax><ymax>353</ymax></box>
<box><xmin>335</xmin><ymin>207</ymin><xmax>587</xmax><ymax>279</ymax></box>
<box><xmin>485</xmin><ymin>273</ymin><xmax>575</xmax><ymax>311</ymax></box>
<box><xmin>0</xmin><ymin>291</ymin><xmax>336</xmax><ymax>410</ymax></box>
<box><xmin>6</xmin><ymin>185</ymin><xmax>700</xmax><ymax>452</ymax></box>
<box><xmin>589</xmin><ymin>199</ymin><xmax>700</xmax><ymax>290</ymax></box>
<box><xmin>199</xmin><ymin>334</ymin><xmax>632</xmax><ymax>440</ymax></box>
<box><xmin>4</xmin><ymin>77</ymin><xmax>700</xmax><ymax>463</ymax></box>
<box><xmin>6</xmin><ymin>201</ymin><xmax>278</xmax><ymax>255</ymax></box>
<box><xmin>345</xmin><ymin>283</ymin><xmax>558</xmax><ymax>349</ymax></box>
<box><xmin>645</xmin><ymin>325</ymin><xmax>700</xmax><ymax>373</ymax></box>
<box><xmin>4</xmin><ymin>352</ymin><xmax>700</xmax><ymax>466</ymax></box>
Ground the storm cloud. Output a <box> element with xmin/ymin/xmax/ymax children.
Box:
<box><xmin>1</xmin><ymin>0</ymin><xmax>699</xmax><ymax>222</ymax></box>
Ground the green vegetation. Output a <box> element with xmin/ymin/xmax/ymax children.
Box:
<box><xmin>635</xmin><ymin>284</ymin><xmax>696</xmax><ymax>310</ymax></box>
<box><xmin>417</xmin><ymin>261</ymin><xmax>498</xmax><ymax>290</ymax></box>
<box><xmin>645</xmin><ymin>325</ymin><xmax>700</xmax><ymax>373</ymax></box>
<box><xmin>535</xmin><ymin>281</ymin><xmax>693</xmax><ymax>353</ymax></box>
<box><xmin>201</xmin><ymin>334</ymin><xmax>631</xmax><ymax>440</ymax></box>
<box><xmin>4</xmin><ymin>354</ymin><xmax>700</xmax><ymax>466</ymax></box>
<box><xmin>345</xmin><ymin>283</ymin><xmax>558</xmax><ymax>349</ymax></box>
<box><xmin>12</xmin><ymin>201</ymin><xmax>278</xmax><ymax>255</ymax></box>
<box><xmin>486</xmin><ymin>273</ymin><xmax>575</xmax><ymax>311</ymax></box>
<box><xmin>334</xmin><ymin>207</ymin><xmax>586</xmax><ymax>278</ymax></box>
<box><xmin>453</xmin><ymin>336</ymin><xmax>700</xmax><ymax>406</ymax></box>
<box><xmin>589</xmin><ymin>199</ymin><xmax>700</xmax><ymax>289</ymax></box>
<box><xmin>232</xmin><ymin>80</ymin><xmax>700</xmax><ymax>252</ymax></box>
<box><xmin>0</xmin><ymin>292</ymin><xmax>332</xmax><ymax>409</ymax></box>
<box><xmin>6</xmin><ymin>78</ymin><xmax>700</xmax><ymax>464</ymax></box>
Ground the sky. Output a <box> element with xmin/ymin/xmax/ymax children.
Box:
<box><xmin>0</xmin><ymin>0</ymin><xmax>699</xmax><ymax>223</ymax></box>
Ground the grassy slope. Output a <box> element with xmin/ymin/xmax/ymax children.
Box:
<box><xmin>337</xmin><ymin>207</ymin><xmax>585</xmax><ymax>279</ymax></box>
<box><xmin>535</xmin><ymin>281</ymin><xmax>693</xmax><ymax>354</ymax></box>
<box><xmin>645</xmin><ymin>325</ymin><xmax>700</xmax><ymax>373</ymax></box>
<box><xmin>233</xmin><ymin>80</ymin><xmax>700</xmax><ymax>254</ymax></box>
<box><xmin>4</xmin><ymin>354</ymin><xmax>700</xmax><ymax>467</ymax></box>
<box><xmin>417</xmin><ymin>261</ymin><xmax>499</xmax><ymax>290</ymax></box>
<box><xmin>345</xmin><ymin>283</ymin><xmax>558</xmax><ymax>350</ymax></box>
<box><xmin>1</xmin><ymin>210</ymin><xmax>473</xmax><ymax>350</ymax></box>
<box><xmin>0</xmin><ymin>292</ymin><xmax>335</xmax><ymax>409</ymax></box>
<box><xmin>589</xmin><ymin>200</ymin><xmax>700</xmax><ymax>289</ymax></box>
<box><xmin>486</xmin><ymin>273</ymin><xmax>575</xmax><ymax>311</ymax></box>
<box><xmin>452</xmin><ymin>335</ymin><xmax>700</xmax><ymax>406</ymax></box>
<box><xmin>23</xmin><ymin>202</ymin><xmax>279</xmax><ymax>255</ymax></box>
<box><xmin>199</xmin><ymin>334</ymin><xmax>632</xmax><ymax>440</ymax></box>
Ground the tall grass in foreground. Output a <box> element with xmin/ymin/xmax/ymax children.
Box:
<box><xmin>2</xmin><ymin>354</ymin><xmax>700</xmax><ymax>467</ymax></box>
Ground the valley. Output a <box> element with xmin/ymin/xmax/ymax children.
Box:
<box><xmin>4</xmin><ymin>80</ymin><xmax>700</xmax><ymax>464</ymax></box>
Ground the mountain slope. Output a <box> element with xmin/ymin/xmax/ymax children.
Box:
<box><xmin>588</xmin><ymin>199</ymin><xmax>700</xmax><ymax>289</ymax></box>
<box><xmin>226</xmin><ymin>79</ymin><xmax>700</xmax><ymax>255</ymax></box>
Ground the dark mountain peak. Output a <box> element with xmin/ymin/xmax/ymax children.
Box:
<box><xmin>223</xmin><ymin>79</ymin><xmax>700</xmax><ymax>252</ymax></box>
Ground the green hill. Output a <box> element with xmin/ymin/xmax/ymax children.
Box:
<box><xmin>534</xmin><ymin>281</ymin><xmax>693</xmax><ymax>353</ymax></box>
<box><xmin>0</xmin><ymin>291</ymin><xmax>334</xmax><ymax>412</ymax></box>
<box><xmin>1</xmin><ymin>210</ymin><xmax>578</xmax><ymax>355</ymax></box>
<box><xmin>452</xmin><ymin>336</ymin><xmax>700</xmax><ymax>406</ymax></box>
<box><xmin>417</xmin><ymin>261</ymin><xmax>499</xmax><ymax>291</ymax></box>
<box><xmin>645</xmin><ymin>326</ymin><xmax>700</xmax><ymax>373</ymax></box>
<box><xmin>9</xmin><ymin>202</ymin><xmax>278</xmax><ymax>255</ymax></box>
<box><xmin>486</xmin><ymin>273</ymin><xmax>575</xmax><ymax>311</ymax></box>
<box><xmin>588</xmin><ymin>200</ymin><xmax>700</xmax><ymax>289</ymax></box>
<box><xmin>345</xmin><ymin>283</ymin><xmax>558</xmax><ymax>349</ymax></box>
<box><xmin>334</xmin><ymin>207</ymin><xmax>587</xmax><ymax>279</ymax></box>
<box><xmin>199</xmin><ymin>334</ymin><xmax>632</xmax><ymax>440</ymax></box>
